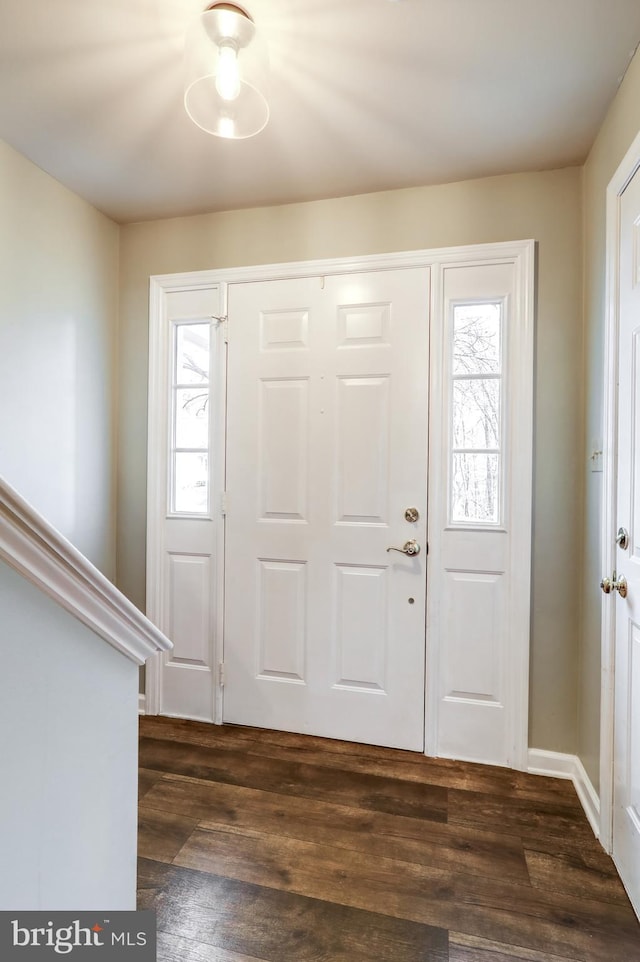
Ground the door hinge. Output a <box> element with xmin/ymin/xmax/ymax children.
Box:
<box><xmin>221</xmin><ymin>491</ymin><xmax>228</xmax><ymax>516</ymax></box>
<box><xmin>218</xmin><ymin>662</ymin><xmax>225</xmax><ymax>687</ymax></box>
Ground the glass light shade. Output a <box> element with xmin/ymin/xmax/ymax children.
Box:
<box><xmin>184</xmin><ymin>4</ymin><xmax>269</xmax><ymax>140</ymax></box>
<box><xmin>215</xmin><ymin>43</ymin><xmax>241</xmax><ymax>101</ymax></box>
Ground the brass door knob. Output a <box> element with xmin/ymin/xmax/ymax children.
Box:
<box><xmin>601</xmin><ymin>574</ymin><xmax>627</xmax><ymax>598</ymax></box>
<box><xmin>387</xmin><ymin>540</ymin><xmax>421</xmax><ymax>556</ymax></box>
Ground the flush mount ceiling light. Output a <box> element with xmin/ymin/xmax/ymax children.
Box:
<box><xmin>184</xmin><ymin>2</ymin><xmax>269</xmax><ymax>140</ymax></box>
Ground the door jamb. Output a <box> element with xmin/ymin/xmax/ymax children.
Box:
<box><xmin>600</xmin><ymin>129</ymin><xmax>640</xmax><ymax>852</ymax></box>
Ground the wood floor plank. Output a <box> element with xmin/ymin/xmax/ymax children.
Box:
<box><xmin>524</xmin><ymin>848</ymin><xmax>629</xmax><ymax>905</ymax></box>
<box><xmin>448</xmin><ymin>787</ymin><xmax>595</xmax><ymax>842</ymax></box>
<box><xmin>521</xmin><ymin>831</ymin><xmax>619</xmax><ymax>874</ymax></box>
<box><xmin>139</xmin><ymin>735</ymin><xmax>448</xmax><ymax>823</ymax></box>
<box><xmin>448</xmin><ymin>932</ymin><xmax>576</xmax><ymax>962</ymax></box>
<box><xmin>171</xmin><ymin>824</ymin><xmax>640</xmax><ymax>962</ymax></box>
<box><xmin>137</xmin><ymin>856</ymin><xmax>174</xmax><ymax>911</ymax></box>
<box><xmin>139</xmin><ymin>767</ymin><xmax>163</xmax><ymax>801</ymax></box>
<box><xmin>142</xmin><ymin>771</ymin><xmax>529</xmax><ymax>883</ymax></box>
<box><xmin>138</xmin><ymin>806</ymin><xmax>199</xmax><ymax>863</ymax></box>
<box><xmin>155</xmin><ymin>863</ymin><xmax>449</xmax><ymax>962</ymax></box>
<box><xmin>158</xmin><ymin>933</ymin><xmax>267</xmax><ymax>962</ymax></box>
<box><xmin>139</xmin><ymin>717</ymin><xmax>580</xmax><ymax>806</ymax></box>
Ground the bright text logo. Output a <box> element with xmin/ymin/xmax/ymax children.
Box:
<box><xmin>0</xmin><ymin>911</ymin><xmax>155</xmax><ymax>959</ymax></box>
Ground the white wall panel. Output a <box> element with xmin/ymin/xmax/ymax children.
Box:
<box><xmin>0</xmin><ymin>561</ymin><xmax>138</xmax><ymax>909</ymax></box>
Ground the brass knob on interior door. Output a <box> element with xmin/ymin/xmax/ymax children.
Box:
<box><xmin>615</xmin><ymin>575</ymin><xmax>628</xmax><ymax>599</ymax></box>
<box><xmin>600</xmin><ymin>574</ymin><xmax>628</xmax><ymax>598</ymax></box>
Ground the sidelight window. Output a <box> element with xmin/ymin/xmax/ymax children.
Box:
<box><xmin>449</xmin><ymin>301</ymin><xmax>503</xmax><ymax>525</ymax></box>
<box><xmin>169</xmin><ymin>322</ymin><xmax>211</xmax><ymax>515</ymax></box>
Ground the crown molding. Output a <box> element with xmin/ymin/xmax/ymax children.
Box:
<box><xmin>0</xmin><ymin>476</ymin><xmax>172</xmax><ymax>665</ymax></box>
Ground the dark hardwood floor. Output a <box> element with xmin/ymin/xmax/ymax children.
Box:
<box><xmin>137</xmin><ymin>716</ymin><xmax>640</xmax><ymax>961</ymax></box>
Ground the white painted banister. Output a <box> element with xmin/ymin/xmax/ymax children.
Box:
<box><xmin>0</xmin><ymin>474</ymin><xmax>172</xmax><ymax>664</ymax></box>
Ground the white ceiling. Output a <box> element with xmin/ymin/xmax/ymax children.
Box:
<box><xmin>1</xmin><ymin>0</ymin><xmax>639</xmax><ymax>224</ymax></box>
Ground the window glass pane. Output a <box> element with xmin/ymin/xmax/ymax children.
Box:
<box><xmin>451</xmin><ymin>453</ymin><xmax>500</xmax><ymax>524</ymax></box>
<box><xmin>173</xmin><ymin>452</ymin><xmax>209</xmax><ymax>514</ymax></box>
<box><xmin>453</xmin><ymin>378</ymin><xmax>500</xmax><ymax>450</ymax></box>
<box><xmin>453</xmin><ymin>304</ymin><xmax>501</xmax><ymax>375</ymax></box>
<box><xmin>175</xmin><ymin>388</ymin><xmax>209</xmax><ymax>449</ymax></box>
<box><xmin>176</xmin><ymin>324</ymin><xmax>210</xmax><ymax>384</ymax></box>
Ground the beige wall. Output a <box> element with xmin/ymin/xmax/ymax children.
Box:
<box><xmin>119</xmin><ymin>167</ymin><xmax>583</xmax><ymax>753</ymax></box>
<box><xmin>580</xmin><ymin>50</ymin><xmax>640</xmax><ymax>789</ymax></box>
<box><xmin>0</xmin><ymin>140</ymin><xmax>119</xmax><ymax>575</ymax></box>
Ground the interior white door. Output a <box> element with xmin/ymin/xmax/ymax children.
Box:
<box><xmin>224</xmin><ymin>269</ymin><xmax>430</xmax><ymax>750</ymax></box>
<box><xmin>613</xmin><ymin>165</ymin><xmax>640</xmax><ymax>915</ymax></box>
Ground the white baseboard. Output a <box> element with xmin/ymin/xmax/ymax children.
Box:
<box><xmin>138</xmin><ymin>693</ymin><xmax>146</xmax><ymax>715</ymax></box>
<box><xmin>528</xmin><ymin>749</ymin><xmax>600</xmax><ymax>840</ymax></box>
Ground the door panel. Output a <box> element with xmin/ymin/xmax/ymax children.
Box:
<box><xmin>613</xmin><ymin>166</ymin><xmax>640</xmax><ymax>914</ymax></box>
<box><xmin>224</xmin><ymin>269</ymin><xmax>430</xmax><ymax>750</ymax></box>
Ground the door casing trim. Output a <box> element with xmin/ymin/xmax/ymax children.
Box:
<box><xmin>146</xmin><ymin>239</ymin><xmax>534</xmax><ymax>767</ymax></box>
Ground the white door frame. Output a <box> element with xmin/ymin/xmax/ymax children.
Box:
<box><xmin>145</xmin><ymin>241</ymin><xmax>534</xmax><ymax>768</ymax></box>
<box><xmin>600</xmin><ymin>129</ymin><xmax>640</xmax><ymax>851</ymax></box>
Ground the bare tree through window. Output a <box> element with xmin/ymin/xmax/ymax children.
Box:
<box><xmin>171</xmin><ymin>324</ymin><xmax>211</xmax><ymax>514</ymax></box>
<box><xmin>450</xmin><ymin>303</ymin><xmax>502</xmax><ymax>524</ymax></box>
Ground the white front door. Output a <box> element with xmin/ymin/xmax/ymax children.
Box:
<box><xmin>223</xmin><ymin>269</ymin><xmax>430</xmax><ymax>750</ymax></box>
<box><xmin>612</xmin><ymin>165</ymin><xmax>640</xmax><ymax>914</ymax></box>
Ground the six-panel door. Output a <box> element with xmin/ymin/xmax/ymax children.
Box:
<box><xmin>223</xmin><ymin>269</ymin><xmax>430</xmax><ymax>750</ymax></box>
